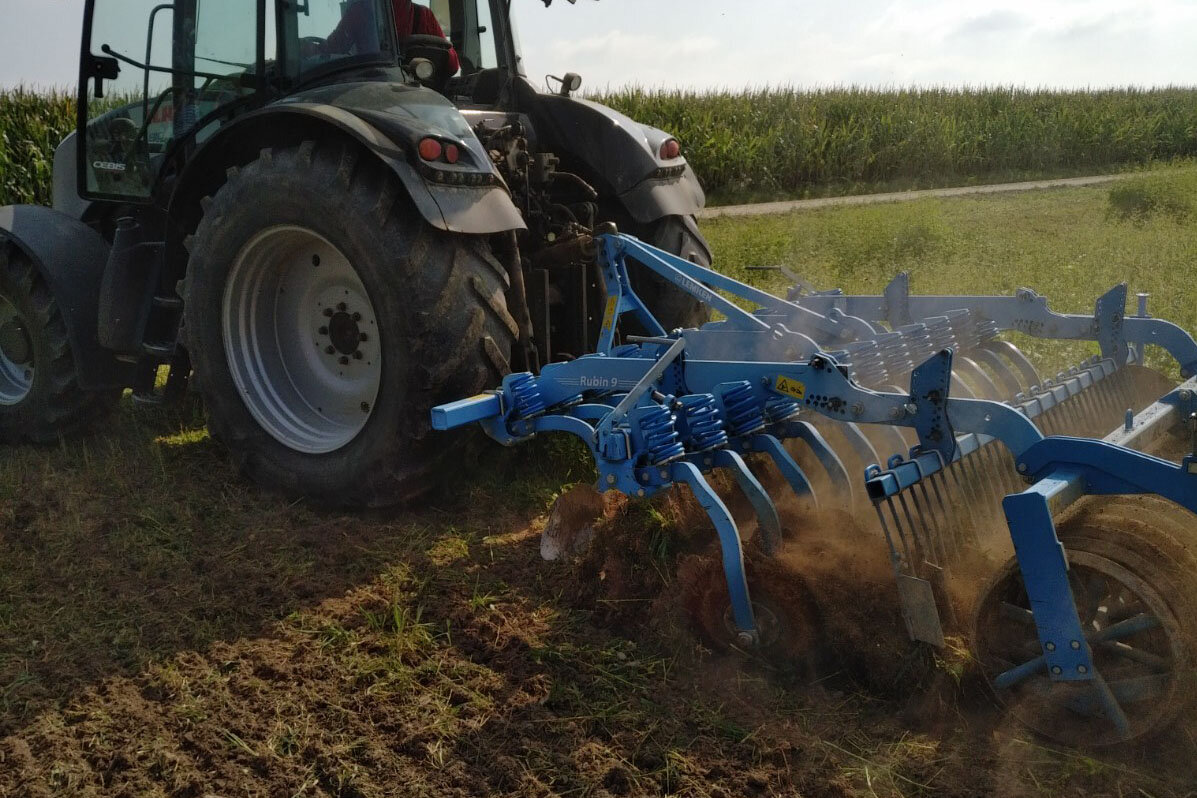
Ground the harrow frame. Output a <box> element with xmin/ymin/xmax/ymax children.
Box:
<box><xmin>432</xmin><ymin>231</ymin><xmax>1197</xmax><ymax>741</ymax></box>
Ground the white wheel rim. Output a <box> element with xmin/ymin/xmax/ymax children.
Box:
<box><xmin>222</xmin><ymin>226</ymin><xmax>382</xmax><ymax>454</ymax></box>
<box><xmin>0</xmin><ymin>296</ymin><xmax>34</xmax><ymax>406</ymax></box>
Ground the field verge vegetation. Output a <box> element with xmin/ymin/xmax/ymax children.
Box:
<box><xmin>4</xmin><ymin>86</ymin><xmax>1197</xmax><ymax>206</ymax></box>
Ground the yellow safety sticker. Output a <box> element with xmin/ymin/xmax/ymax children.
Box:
<box><xmin>774</xmin><ymin>375</ymin><xmax>806</xmax><ymax>401</ymax></box>
<box><xmin>600</xmin><ymin>295</ymin><xmax>618</xmax><ymax>332</ymax></box>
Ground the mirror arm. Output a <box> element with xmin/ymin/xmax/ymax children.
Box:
<box><xmin>101</xmin><ymin>44</ymin><xmax>230</xmax><ymax>82</ymax></box>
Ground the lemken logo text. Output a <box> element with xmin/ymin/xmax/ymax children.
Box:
<box><xmin>679</xmin><ymin>277</ymin><xmax>715</xmax><ymax>305</ymax></box>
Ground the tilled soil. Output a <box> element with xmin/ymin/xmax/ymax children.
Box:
<box><xmin>1</xmin><ymin>412</ymin><xmax>1196</xmax><ymax>797</ymax></box>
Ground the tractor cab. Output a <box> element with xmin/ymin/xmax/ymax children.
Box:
<box><xmin>79</xmin><ymin>0</ymin><xmax>405</xmax><ymax>202</ymax></box>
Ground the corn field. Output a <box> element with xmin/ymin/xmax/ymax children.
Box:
<box><xmin>4</xmin><ymin>86</ymin><xmax>1197</xmax><ymax>206</ymax></box>
<box><xmin>598</xmin><ymin>86</ymin><xmax>1197</xmax><ymax>202</ymax></box>
<box><xmin>0</xmin><ymin>88</ymin><xmax>76</xmax><ymax>207</ymax></box>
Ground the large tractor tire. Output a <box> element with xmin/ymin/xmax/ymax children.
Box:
<box><xmin>183</xmin><ymin>139</ymin><xmax>516</xmax><ymax>507</ymax></box>
<box><xmin>0</xmin><ymin>243</ymin><xmax>115</xmax><ymax>442</ymax></box>
<box><xmin>629</xmin><ymin>215</ymin><xmax>712</xmax><ymax>332</ymax></box>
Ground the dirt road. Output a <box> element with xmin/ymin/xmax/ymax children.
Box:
<box><xmin>698</xmin><ymin>173</ymin><xmax>1132</xmax><ymax>219</ymax></box>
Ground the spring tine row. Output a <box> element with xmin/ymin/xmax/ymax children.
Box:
<box><xmin>748</xmin><ymin>433</ymin><xmax>820</xmax><ymax>508</ymax></box>
<box><xmin>779</xmin><ymin>422</ymin><xmax>854</xmax><ymax>504</ymax></box>
<box><xmin>712</xmin><ymin>449</ymin><xmax>784</xmax><ymax>556</ymax></box>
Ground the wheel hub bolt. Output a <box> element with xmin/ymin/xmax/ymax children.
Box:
<box><xmin>352</xmin><ymin>312</ymin><xmax>362</xmax><ymax>322</ymax></box>
<box><xmin>359</xmin><ymin>333</ymin><xmax>369</xmax><ymax>343</ymax></box>
<box><xmin>339</xmin><ymin>356</ymin><xmax>349</xmax><ymax>366</ymax></box>
<box><xmin>337</xmin><ymin>302</ymin><xmax>347</xmax><ymax>312</ymax></box>
<box><xmin>360</xmin><ymin>402</ymin><xmax>370</xmax><ymax>413</ymax></box>
<box><xmin>325</xmin><ymin>345</ymin><xmax>336</xmax><ymax>355</ymax></box>
<box><xmin>353</xmin><ymin>351</ymin><xmax>363</xmax><ymax>360</ymax></box>
<box><xmin>323</xmin><ymin>308</ymin><xmax>334</xmax><ymax>318</ymax></box>
<box><xmin>318</xmin><ymin>326</ymin><xmax>329</xmax><ymax>336</ymax></box>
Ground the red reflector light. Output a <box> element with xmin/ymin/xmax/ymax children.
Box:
<box><xmin>418</xmin><ymin>138</ymin><xmax>443</xmax><ymax>162</ymax></box>
<box><xmin>444</xmin><ymin>144</ymin><xmax>460</xmax><ymax>165</ymax></box>
<box><xmin>660</xmin><ymin>139</ymin><xmax>681</xmax><ymax>160</ymax></box>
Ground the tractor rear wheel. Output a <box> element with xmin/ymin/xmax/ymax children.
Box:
<box><xmin>183</xmin><ymin>140</ymin><xmax>516</xmax><ymax>507</ymax></box>
<box><xmin>0</xmin><ymin>243</ymin><xmax>115</xmax><ymax>442</ymax></box>
<box><xmin>629</xmin><ymin>215</ymin><xmax>712</xmax><ymax>332</ymax></box>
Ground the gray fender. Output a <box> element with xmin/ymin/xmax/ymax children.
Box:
<box><xmin>0</xmin><ymin>205</ymin><xmax>131</xmax><ymax>391</ymax></box>
<box><xmin>171</xmin><ymin>101</ymin><xmax>525</xmax><ymax>236</ymax></box>
<box><xmin>619</xmin><ymin>166</ymin><xmax>706</xmax><ymax>226</ymax></box>
<box><xmin>527</xmin><ymin>91</ymin><xmax>706</xmax><ymax>224</ymax></box>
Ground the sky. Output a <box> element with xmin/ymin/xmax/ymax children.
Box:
<box><xmin>4</xmin><ymin>0</ymin><xmax>1197</xmax><ymax>92</ymax></box>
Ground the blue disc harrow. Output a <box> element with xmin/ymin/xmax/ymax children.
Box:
<box><xmin>433</xmin><ymin>230</ymin><xmax>1197</xmax><ymax>745</ymax></box>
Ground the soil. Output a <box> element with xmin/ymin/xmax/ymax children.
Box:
<box><xmin>2</xmin><ymin>407</ymin><xmax>1196</xmax><ymax>797</ymax></box>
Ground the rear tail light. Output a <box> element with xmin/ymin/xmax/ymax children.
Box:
<box><xmin>418</xmin><ymin>138</ymin><xmax>443</xmax><ymax>162</ymax></box>
<box><xmin>444</xmin><ymin>144</ymin><xmax>460</xmax><ymax>165</ymax></box>
<box><xmin>660</xmin><ymin>138</ymin><xmax>681</xmax><ymax>160</ymax></box>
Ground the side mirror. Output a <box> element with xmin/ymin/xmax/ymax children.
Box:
<box><xmin>558</xmin><ymin>72</ymin><xmax>582</xmax><ymax>97</ymax></box>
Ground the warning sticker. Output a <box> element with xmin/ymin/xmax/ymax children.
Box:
<box><xmin>774</xmin><ymin>375</ymin><xmax>806</xmax><ymax>401</ymax></box>
<box><xmin>600</xmin><ymin>295</ymin><xmax>618</xmax><ymax>333</ymax></box>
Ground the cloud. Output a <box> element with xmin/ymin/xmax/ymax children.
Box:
<box><xmin>548</xmin><ymin>30</ymin><xmax>719</xmax><ymax>62</ymax></box>
<box><xmin>543</xmin><ymin>30</ymin><xmax>729</xmax><ymax>89</ymax></box>
<box><xmin>953</xmin><ymin>10</ymin><xmax>1032</xmax><ymax>38</ymax></box>
<box><xmin>1046</xmin><ymin>10</ymin><xmax>1143</xmax><ymax>42</ymax></box>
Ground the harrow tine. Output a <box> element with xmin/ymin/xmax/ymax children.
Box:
<box><xmin>1049</xmin><ymin>379</ymin><xmax>1082</xmax><ymax>433</ymax></box>
<box><xmin>1052</xmin><ymin>380</ymin><xmax>1083</xmax><ymax>435</ymax></box>
<box><xmin>830</xmin><ymin>421</ymin><xmax>885</xmax><ymax>479</ymax></box>
<box><xmin>927</xmin><ymin>470</ymin><xmax>961</xmax><ymax>558</ymax></box>
<box><xmin>945</xmin><ymin>460</ymin><xmax>983</xmax><ymax>544</ymax></box>
<box><xmin>712</xmin><ymin>448</ymin><xmax>783</xmax><ymax>556</ymax></box>
<box><xmin>671</xmin><ymin>461</ymin><xmax>759</xmax><ymax>639</ymax></box>
<box><xmin>970</xmin><ymin>349</ymin><xmax>1023</xmax><ymax>398</ymax></box>
<box><xmin>1070</xmin><ymin>365</ymin><xmax>1104</xmax><ymax>428</ymax></box>
<box><xmin>880</xmin><ymin>495</ymin><xmax>915</xmax><ymax>568</ymax></box>
<box><xmin>966</xmin><ymin>445</ymin><xmax>1005</xmax><ymax>525</ymax></box>
<box><xmin>956</xmin><ymin>357</ymin><xmax>1004</xmax><ymax>400</ymax></box>
<box><xmin>748</xmin><ymin>433</ymin><xmax>821</xmax><ymax>508</ymax></box>
<box><xmin>1111</xmin><ymin>369</ymin><xmax>1138</xmax><ymax>418</ymax></box>
<box><xmin>895</xmin><ymin>493</ymin><xmax>927</xmax><ymax>563</ymax></box>
<box><xmin>780</xmin><ymin>422</ymin><xmax>854</xmax><ymax>504</ymax></box>
<box><xmin>864</xmin><ymin>422</ymin><xmax>910</xmax><ymax>463</ymax></box>
<box><xmin>909</xmin><ymin>480</ymin><xmax>945</xmax><ymax>565</ymax></box>
<box><xmin>984</xmin><ymin>340</ymin><xmax>1042</xmax><ymax>392</ymax></box>
<box><xmin>1091</xmin><ymin>361</ymin><xmax>1121</xmax><ymax>420</ymax></box>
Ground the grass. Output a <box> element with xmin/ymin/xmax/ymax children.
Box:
<box><xmin>7</xmin><ymin>86</ymin><xmax>1197</xmax><ymax>207</ymax></box>
<box><xmin>2</xmin><ymin>170</ymin><xmax>1197</xmax><ymax>796</ymax></box>
<box><xmin>701</xmin><ymin>162</ymin><xmax>1197</xmax><ymax>378</ymax></box>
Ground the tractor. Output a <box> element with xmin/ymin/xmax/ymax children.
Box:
<box><xmin>0</xmin><ymin>0</ymin><xmax>707</xmax><ymax>506</ymax></box>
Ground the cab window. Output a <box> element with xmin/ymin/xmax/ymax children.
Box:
<box><xmin>439</xmin><ymin>0</ymin><xmax>501</xmax><ymax>76</ymax></box>
<box><xmin>82</xmin><ymin>0</ymin><xmax>261</xmax><ymax>201</ymax></box>
<box><xmin>289</xmin><ymin>0</ymin><xmax>392</xmax><ymax>80</ymax></box>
